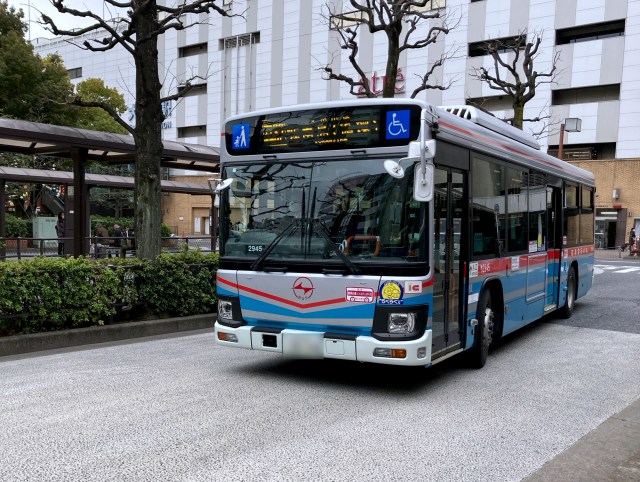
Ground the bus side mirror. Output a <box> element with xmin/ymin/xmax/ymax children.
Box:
<box><xmin>209</xmin><ymin>178</ymin><xmax>234</xmax><ymax>208</ymax></box>
<box><xmin>414</xmin><ymin>163</ymin><xmax>434</xmax><ymax>202</ymax></box>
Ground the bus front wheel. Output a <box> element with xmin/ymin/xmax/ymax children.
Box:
<box><xmin>560</xmin><ymin>266</ymin><xmax>576</xmax><ymax>319</ymax></box>
<box><xmin>468</xmin><ymin>290</ymin><xmax>494</xmax><ymax>369</ymax></box>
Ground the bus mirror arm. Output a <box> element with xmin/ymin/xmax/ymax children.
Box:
<box><xmin>413</xmin><ymin>109</ymin><xmax>435</xmax><ymax>203</ymax></box>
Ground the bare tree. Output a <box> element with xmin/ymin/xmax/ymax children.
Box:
<box><xmin>41</xmin><ymin>0</ymin><xmax>230</xmax><ymax>259</ymax></box>
<box><xmin>321</xmin><ymin>0</ymin><xmax>458</xmax><ymax>98</ymax></box>
<box><xmin>469</xmin><ymin>31</ymin><xmax>559</xmax><ymax>130</ymax></box>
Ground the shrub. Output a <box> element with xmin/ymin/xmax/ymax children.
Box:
<box><xmin>4</xmin><ymin>214</ymin><xmax>32</xmax><ymax>238</ymax></box>
<box><xmin>0</xmin><ymin>251</ymin><xmax>218</xmax><ymax>336</ymax></box>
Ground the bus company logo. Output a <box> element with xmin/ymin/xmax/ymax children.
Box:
<box><xmin>379</xmin><ymin>281</ymin><xmax>404</xmax><ymax>305</ymax></box>
<box><xmin>292</xmin><ymin>277</ymin><xmax>314</xmax><ymax>300</ymax></box>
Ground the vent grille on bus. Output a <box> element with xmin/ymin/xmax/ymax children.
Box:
<box><xmin>439</xmin><ymin>105</ymin><xmax>541</xmax><ymax>150</ymax></box>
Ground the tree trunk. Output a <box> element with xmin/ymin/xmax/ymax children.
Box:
<box><xmin>512</xmin><ymin>101</ymin><xmax>525</xmax><ymax>130</ymax></box>
<box><xmin>133</xmin><ymin>0</ymin><xmax>164</xmax><ymax>259</ymax></box>
<box><xmin>383</xmin><ymin>29</ymin><xmax>400</xmax><ymax>98</ymax></box>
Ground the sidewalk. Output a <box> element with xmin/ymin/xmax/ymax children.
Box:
<box><xmin>0</xmin><ymin>314</ymin><xmax>215</xmax><ymax>358</ymax></box>
<box><xmin>595</xmin><ymin>248</ymin><xmax>640</xmax><ymax>262</ymax></box>
<box><xmin>529</xmin><ymin>247</ymin><xmax>640</xmax><ymax>480</ymax></box>
<box><xmin>525</xmin><ymin>397</ymin><xmax>640</xmax><ymax>481</ymax></box>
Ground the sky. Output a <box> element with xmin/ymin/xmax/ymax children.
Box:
<box><xmin>12</xmin><ymin>0</ymin><xmax>125</xmax><ymax>41</ymax></box>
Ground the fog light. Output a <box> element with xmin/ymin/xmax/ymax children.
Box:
<box><xmin>388</xmin><ymin>312</ymin><xmax>416</xmax><ymax>333</ymax></box>
<box><xmin>218</xmin><ymin>300</ymin><xmax>233</xmax><ymax>320</ymax></box>
<box><xmin>417</xmin><ymin>347</ymin><xmax>427</xmax><ymax>359</ymax></box>
<box><xmin>373</xmin><ymin>348</ymin><xmax>406</xmax><ymax>358</ymax></box>
<box><xmin>218</xmin><ymin>332</ymin><xmax>238</xmax><ymax>343</ymax></box>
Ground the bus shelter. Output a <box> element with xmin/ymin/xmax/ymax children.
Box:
<box><xmin>0</xmin><ymin>118</ymin><xmax>219</xmax><ymax>257</ymax></box>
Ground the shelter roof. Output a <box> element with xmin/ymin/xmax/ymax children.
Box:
<box><xmin>0</xmin><ymin>166</ymin><xmax>210</xmax><ymax>195</ymax></box>
<box><xmin>0</xmin><ymin>118</ymin><xmax>219</xmax><ymax>172</ymax></box>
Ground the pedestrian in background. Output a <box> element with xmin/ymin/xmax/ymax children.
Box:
<box><xmin>55</xmin><ymin>212</ymin><xmax>65</xmax><ymax>255</ymax></box>
<box><xmin>113</xmin><ymin>223</ymin><xmax>123</xmax><ymax>247</ymax></box>
<box><xmin>629</xmin><ymin>228</ymin><xmax>637</xmax><ymax>253</ymax></box>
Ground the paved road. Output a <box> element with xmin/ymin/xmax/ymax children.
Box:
<box><xmin>1</xmin><ymin>263</ymin><xmax>639</xmax><ymax>481</ymax></box>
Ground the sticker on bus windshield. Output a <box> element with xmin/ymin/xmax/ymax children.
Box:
<box><xmin>385</xmin><ymin>110</ymin><xmax>410</xmax><ymax>140</ymax></box>
<box><xmin>379</xmin><ymin>280</ymin><xmax>404</xmax><ymax>305</ymax></box>
<box><xmin>232</xmin><ymin>123</ymin><xmax>250</xmax><ymax>149</ymax></box>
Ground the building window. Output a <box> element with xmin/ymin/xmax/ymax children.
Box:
<box><xmin>466</xmin><ymin>96</ymin><xmax>513</xmax><ymax>111</ymax></box>
<box><xmin>547</xmin><ymin>143</ymin><xmax>616</xmax><ymax>161</ymax></box>
<box><xmin>551</xmin><ymin>84</ymin><xmax>620</xmax><ymax>105</ymax></box>
<box><xmin>177</xmin><ymin>83</ymin><xmax>207</xmax><ymax>97</ymax></box>
<box><xmin>468</xmin><ymin>35</ymin><xmax>525</xmax><ymax>57</ymax></box>
<box><xmin>177</xmin><ymin>125</ymin><xmax>206</xmax><ymax>138</ymax></box>
<box><xmin>67</xmin><ymin>67</ymin><xmax>82</xmax><ymax>79</ymax></box>
<box><xmin>556</xmin><ymin>19</ymin><xmax>625</xmax><ymax>45</ymax></box>
<box><xmin>219</xmin><ymin>32</ymin><xmax>260</xmax><ymax>50</ymax></box>
<box><xmin>178</xmin><ymin>42</ymin><xmax>208</xmax><ymax>58</ymax></box>
<box><xmin>330</xmin><ymin>1</ymin><xmax>445</xmax><ymax>29</ymax></box>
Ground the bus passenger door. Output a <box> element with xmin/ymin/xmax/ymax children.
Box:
<box><xmin>432</xmin><ymin>167</ymin><xmax>466</xmax><ymax>358</ymax></box>
<box><xmin>546</xmin><ymin>186</ymin><xmax>562</xmax><ymax>308</ymax></box>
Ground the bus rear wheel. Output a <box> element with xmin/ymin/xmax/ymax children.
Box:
<box><xmin>468</xmin><ymin>290</ymin><xmax>494</xmax><ymax>369</ymax></box>
<box><xmin>560</xmin><ymin>266</ymin><xmax>576</xmax><ymax>319</ymax></box>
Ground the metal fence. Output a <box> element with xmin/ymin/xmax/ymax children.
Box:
<box><xmin>0</xmin><ymin>236</ymin><xmax>215</xmax><ymax>260</ymax></box>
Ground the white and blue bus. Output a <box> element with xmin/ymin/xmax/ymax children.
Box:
<box><xmin>214</xmin><ymin>99</ymin><xmax>594</xmax><ymax>368</ymax></box>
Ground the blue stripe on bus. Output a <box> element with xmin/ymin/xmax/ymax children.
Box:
<box><xmin>217</xmin><ymin>286</ymin><xmax>238</xmax><ymax>297</ymax></box>
<box><xmin>249</xmin><ymin>319</ymin><xmax>373</xmax><ymax>336</ymax></box>
<box><xmin>239</xmin><ymin>296</ymin><xmax>376</xmax><ymax>320</ymax></box>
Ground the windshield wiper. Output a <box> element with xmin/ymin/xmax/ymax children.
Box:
<box><xmin>250</xmin><ymin>219</ymin><xmax>301</xmax><ymax>271</ymax></box>
<box><xmin>312</xmin><ymin>219</ymin><xmax>360</xmax><ymax>275</ymax></box>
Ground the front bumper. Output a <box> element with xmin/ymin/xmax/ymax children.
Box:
<box><xmin>214</xmin><ymin>322</ymin><xmax>432</xmax><ymax>366</ymax></box>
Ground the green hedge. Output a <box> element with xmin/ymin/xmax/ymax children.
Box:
<box><xmin>0</xmin><ymin>252</ymin><xmax>218</xmax><ymax>336</ymax></box>
<box><xmin>4</xmin><ymin>214</ymin><xmax>33</xmax><ymax>238</ymax></box>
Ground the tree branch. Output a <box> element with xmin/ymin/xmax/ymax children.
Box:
<box><xmin>69</xmin><ymin>97</ymin><xmax>134</xmax><ymax>135</ymax></box>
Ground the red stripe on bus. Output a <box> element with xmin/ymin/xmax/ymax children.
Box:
<box><xmin>218</xmin><ymin>275</ymin><xmax>367</xmax><ymax>309</ymax></box>
<box><xmin>439</xmin><ymin>120</ymin><xmax>589</xmax><ymax>179</ymax></box>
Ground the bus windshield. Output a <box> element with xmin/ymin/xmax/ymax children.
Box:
<box><xmin>219</xmin><ymin>159</ymin><xmax>426</xmax><ymax>265</ymax></box>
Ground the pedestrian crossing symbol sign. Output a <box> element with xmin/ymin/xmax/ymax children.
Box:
<box><xmin>232</xmin><ymin>123</ymin><xmax>250</xmax><ymax>150</ymax></box>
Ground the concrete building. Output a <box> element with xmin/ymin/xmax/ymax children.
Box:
<box><xmin>33</xmin><ymin>0</ymin><xmax>640</xmax><ymax>244</ymax></box>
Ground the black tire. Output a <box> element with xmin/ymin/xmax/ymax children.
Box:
<box><xmin>468</xmin><ymin>289</ymin><xmax>494</xmax><ymax>369</ymax></box>
<box><xmin>560</xmin><ymin>266</ymin><xmax>576</xmax><ymax>319</ymax></box>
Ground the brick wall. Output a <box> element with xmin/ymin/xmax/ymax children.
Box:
<box><xmin>163</xmin><ymin>175</ymin><xmax>211</xmax><ymax>236</ymax></box>
<box><xmin>570</xmin><ymin>159</ymin><xmax>640</xmax><ymax>217</ymax></box>
<box><xmin>570</xmin><ymin>159</ymin><xmax>640</xmax><ymax>247</ymax></box>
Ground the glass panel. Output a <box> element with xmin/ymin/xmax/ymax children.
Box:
<box><xmin>219</xmin><ymin>160</ymin><xmax>426</xmax><ymax>264</ymax></box>
<box><xmin>528</xmin><ymin>172</ymin><xmax>547</xmax><ymax>252</ymax></box>
<box><xmin>471</xmin><ymin>156</ymin><xmax>505</xmax><ymax>257</ymax></box>
<box><xmin>448</xmin><ymin>171</ymin><xmax>463</xmax><ymax>337</ymax></box>
<box><xmin>506</xmin><ymin>167</ymin><xmax>527</xmax><ymax>252</ymax></box>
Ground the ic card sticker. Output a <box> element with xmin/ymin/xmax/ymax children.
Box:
<box><xmin>404</xmin><ymin>280</ymin><xmax>422</xmax><ymax>294</ymax></box>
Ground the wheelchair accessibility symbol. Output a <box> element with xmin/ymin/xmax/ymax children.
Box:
<box><xmin>386</xmin><ymin>110</ymin><xmax>410</xmax><ymax>139</ymax></box>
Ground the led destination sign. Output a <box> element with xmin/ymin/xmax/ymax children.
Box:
<box><xmin>226</xmin><ymin>105</ymin><xmax>421</xmax><ymax>155</ymax></box>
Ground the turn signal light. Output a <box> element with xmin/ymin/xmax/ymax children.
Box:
<box><xmin>373</xmin><ymin>348</ymin><xmax>407</xmax><ymax>359</ymax></box>
<box><xmin>218</xmin><ymin>332</ymin><xmax>238</xmax><ymax>343</ymax></box>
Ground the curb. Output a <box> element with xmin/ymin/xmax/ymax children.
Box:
<box><xmin>0</xmin><ymin>313</ymin><xmax>216</xmax><ymax>357</ymax></box>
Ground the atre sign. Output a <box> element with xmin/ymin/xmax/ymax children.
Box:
<box><xmin>357</xmin><ymin>68</ymin><xmax>405</xmax><ymax>97</ymax></box>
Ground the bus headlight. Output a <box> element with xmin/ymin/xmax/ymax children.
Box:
<box><xmin>218</xmin><ymin>300</ymin><xmax>234</xmax><ymax>320</ymax></box>
<box><xmin>388</xmin><ymin>312</ymin><xmax>416</xmax><ymax>333</ymax></box>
